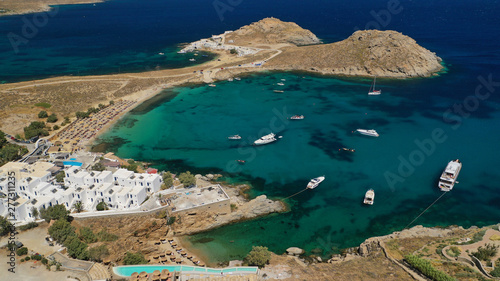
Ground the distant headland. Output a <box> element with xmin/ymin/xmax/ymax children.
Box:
<box><xmin>0</xmin><ymin>0</ymin><xmax>104</xmax><ymax>16</ymax></box>
<box><xmin>0</xmin><ymin>17</ymin><xmax>443</xmax><ymax>138</ymax></box>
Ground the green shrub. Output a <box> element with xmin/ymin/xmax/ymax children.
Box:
<box><xmin>40</xmin><ymin>204</ymin><xmax>69</xmax><ymax>222</ymax></box>
<box><xmin>491</xmin><ymin>266</ymin><xmax>500</xmax><ymax>277</ymax></box>
<box><xmin>53</xmin><ymin>125</ymin><xmax>60</xmax><ymax>130</ymax></box>
<box><xmin>244</xmin><ymin>246</ymin><xmax>271</xmax><ymax>268</ymax></box>
<box><xmin>32</xmin><ymin>255</ymin><xmax>42</xmax><ymax>261</ymax></box>
<box><xmin>96</xmin><ymin>202</ymin><xmax>108</xmax><ymax>211</ymax></box>
<box><xmin>24</xmin><ymin>256</ymin><xmax>30</xmax><ymax>261</ymax></box>
<box><xmin>96</xmin><ymin>229</ymin><xmax>118</xmax><ymax>242</ymax></box>
<box><xmin>162</xmin><ymin>171</ymin><xmax>174</xmax><ymax>188</ymax></box>
<box><xmin>88</xmin><ymin>244</ymin><xmax>109</xmax><ymax>262</ymax></box>
<box><xmin>79</xmin><ymin>227</ymin><xmax>97</xmax><ymax>243</ymax></box>
<box><xmin>166</xmin><ymin>217</ymin><xmax>176</xmax><ymax>225</ymax></box>
<box><xmin>38</xmin><ymin>111</ymin><xmax>48</xmax><ymax>118</ymax></box>
<box><xmin>47</xmin><ymin>113</ymin><xmax>58</xmax><ymax>123</ymax></box>
<box><xmin>404</xmin><ymin>255</ymin><xmax>457</xmax><ymax>281</ymax></box>
<box><xmin>123</xmin><ymin>252</ymin><xmax>148</xmax><ymax>265</ymax></box>
<box><xmin>179</xmin><ymin>171</ymin><xmax>196</xmax><ymax>187</ymax></box>
<box><xmin>471</xmin><ymin>243</ymin><xmax>498</xmax><ymax>261</ymax></box>
<box><xmin>41</xmin><ymin>258</ymin><xmax>48</xmax><ymax>265</ymax></box>
<box><xmin>16</xmin><ymin>247</ymin><xmax>28</xmax><ymax>256</ymax></box>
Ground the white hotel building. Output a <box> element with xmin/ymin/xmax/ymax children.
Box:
<box><xmin>0</xmin><ymin>161</ymin><xmax>163</xmax><ymax>224</ymax></box>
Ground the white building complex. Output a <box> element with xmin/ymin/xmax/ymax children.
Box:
<box><xmin>0</xmin><ymin>161</ymin><xmax>163</xmax><ymax>224</ymax></box>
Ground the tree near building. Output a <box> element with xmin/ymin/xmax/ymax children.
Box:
<box><xmin>179</xmin><ymin>171</ymin><xmax>196</xmax><ymax>187</ymax></box>
<box><xmin>244</xmin><ymin>246</ymin><xmax>271</xmax><ymax>268</ymax></box>
<box><xmin>96</xmin><ymin>201</ymin><xmax>108</xmax><ymax>211</ymax></box>
<box><xmin>73</xmin><ymin>201</ymin><xmax>83</xmax><ymax>213</ymax></box>
<box><xmin>64</xmin><ymin>235</ymin><xmax>89</xmax><ymax>260</ymax></box>
<box><xmin>0</xmin><ymin>216</ymin><xmax>13</xmax><ymax>236</ymax></box>
<box><xmin>55</xmin><ymin>171</ymin><xmax>65</xmax><ymax>183</ymax></box>
<box><xmin>48</xmin><ymin>219</ymin><xmax>75</xmax><ymax>244</ymax></box>
<box><xmin>40</xmin><ymin>204</ymin><xmax>70</xmax><ymax>222</ymax></box>
<box><xmin>162</xmin><ymin>171</ymin><xmax>174</xmax><ymax>188</ymax></box>
<box><xmin>31</xmin><ymin>207</ymin><xmax>39</xmax><ymax>219</ymax></box>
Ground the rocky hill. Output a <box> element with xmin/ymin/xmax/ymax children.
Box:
<box><xmin>266</xmin><ymin>29</ymin><xmax>443</xmax><ymax>78</ymax></box>
<box><xmin>225</xmin><ymin>17</ymin><xmax>321</xmax><ymax>47</ymax></box>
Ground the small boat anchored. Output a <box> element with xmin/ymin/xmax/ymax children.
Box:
<box><xmin>234</xmin><ymin>77</ymin><xmax>241</xmax><ymax>81</ymax></box>
<box><xmin>363</xmin><ymin>189</ymin><xmax>375</xmax><ymax>205</ymax></box>
<box><xmin>356</xmin><ymin>129</ymin><xmax>379</xmax><ymax>137</ymax></box>
<box><xmin>254</xmin><ymin>133</ymin><xmax>277</xmax><ymax>145</ymax></box>
<box><xmin>228</xmin><ymin>135</ymin><xmax>242</xmax><ymax>140</ymax></box>
<box><xmin>237</xmin><ymin>160</ymin><xmax>246</xmax><ymax>164</ymax></box>
<box><xmin>438</xmin><ymin>159</ymin><xmax>462</xmax><ymax>191</ymax></box>
<box><xmin>341</xmin><ymin>148</ymin><xmax>355</xmax><ymax>152</ymax></box>
<box><xmin>158</xmin><ymin>52</ymin><xmax>165</xmax><ymax>55</ymax></box>
<box><xmin>228</xmin><ymin>78</ymin><xmax>234</xmax><ymax>82</ymax></box>
<box><xmin>307</xmin><ymin>176</ymin><xmax>325</xmax><ymax>189</ymax></box>
<box><xmin>277</xmin><ymin>82</ymin><xmax>285</xmax><ymax>86</ymax></box>
<box><xmin>289</xmin><ymin>115</ymin><xmax>304</xmax><ymax>120</ymax></box>
<box><xmin>189</xmin><ymin>58</ymin><xmax>196</xmax><ymax>62</ymax></box>
<box><xmin>368</xmin><ymin>76</ymin><xmax>381</xmax><ymax>95</ymax></box>
<box><xmin>208</xmin><ymin>84</ymin><xmax>216</xmax><ymax>87</ymax></box>
<box><xmin>273</xmin><ymin>90</ymin><xmax>284</xmax><ymax>93</ymax></box>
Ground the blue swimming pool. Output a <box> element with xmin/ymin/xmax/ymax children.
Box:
<box><xmin>63</xmin><ymin>161</ymin><xmax>83</xmax><ymax>166</ymax></box>
<box><xmin>113</xmin><ymin>265</ymin><xmax>258</xmax><ymax>277</ymax></box>
<box><xmin>69</xmin><ymin>158</ymin><xmax>77</xmax><ymax>160</ymax></box>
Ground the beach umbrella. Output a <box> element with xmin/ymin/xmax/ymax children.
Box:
<box><xmin>152</xmin><ymin>270</ymin><xmax>161</xmax><ymax>276</ymax></box>
<box><xmin>152</xmin><ymin>275</ymin><xmax>160</xmax><ymax>281</ymax></box>
<box><xmin>139</xmin><ymin>271</ymin><xmax>148</xmax><ymax>278</ymax></box>
<box><xmin>161</xmin><ymin>269</ymin><xmax>169</xmax><ymax>274</ymax></box>
<box><xmin>166</xmin><ymin>250</ymin><xmax>172</xmax><ymax>255</ymax></box>
<box><xmin>180</xmin><ymin>251</ymin><xmax>186</xmax><ymax>255</ymax></box>
<box><xmin>131</xmin><ymin>272</ymin><xmax>139</xmax><ymax>278</ymax></box>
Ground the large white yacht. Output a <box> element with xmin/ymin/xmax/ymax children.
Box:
<box><xmin>438</xmin><ymin>159</ymin><xmax>462</xmax><ymax>191</ymax></box>
<box><xmin>356</xmin><ymin>129</ymin><xmax>379</xmax><ymax>137</ymax></box>
<box><xmin>254</xmin><ymin>133</ymin><xmax>277</xmax><ymax>145</ymax></box>
<box><xmin>307</xmin><ymin>176</ymin><xmax>325</xmax><ymax>189</ymax></box>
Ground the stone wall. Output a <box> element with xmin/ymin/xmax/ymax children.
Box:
<box><xmin>172</xmin><ymin>198</ymin><xmax>230</xmax><ymax>216</ymax></box>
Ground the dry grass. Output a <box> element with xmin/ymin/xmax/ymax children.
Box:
<box><xmin>0</xmin><ymin>0</ymin><xmax>103</xmax><ymax>16</ymax></box>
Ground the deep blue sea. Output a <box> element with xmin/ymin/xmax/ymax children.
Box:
<box><xmin>2</xmin><ymin>0</ymin><xmax>499</xmax><ymax>263</ymax></box>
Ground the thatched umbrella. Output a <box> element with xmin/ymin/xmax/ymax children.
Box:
<box><xmin>152</xmin><ymin>270</ymin><xmax>161</xmax><ymax>276</ymax></box>
<box><xmin>153</xmin><ymin>255</ymin><xmax>159</xmax><ymax>259</ymax></box>
<box><xmin>180</xmin><ymin>250</ymin><xmax>187</xmax><ymax>256</ymax></box>
<box><xmin>160</xmin><ymin>273</ymin><xmax>168</xmax><ymax>281</ymax></box>
<box><xmin>198</xmin><ymin>262</ymin><xmax>205</xmax><ymax>267</ymax></box>
<box><xmin>171</xmin><ymin>242</ymin><xmax>177</xmax><ymax>247</ymax></box>
<box><xmin>159</xmin><ymin>253</ymin><xmax>165</xmax><ymax>257</ymax></box>
<box><xmin>131</xmin><ymin>272</ymin><xmax>139</xmax><ymax>278</ymax></box>
<box><xmin>152</xmin><ymin>275</ymin><xmax>160</xmax><ymax>281</ymax></box>
<box><xmin>175</xmin><ymin>247</ymin><xmax>182</xmax><ymax>252</ymax></box>
<box><xmin>161</xmin><ymin>256</ymin><xmax>169</xmax><ymax>263</ymax></box>
<box><xmin>167</xmin><ymin>238</ymin><xmax>174</xmax><ymax>242</ymax></box>
<box><xmin>187</xmin><ymin>255</ymin><xmax>193</xmax><ymax>260</ymax></box>
<box><xmin>166</xmin><ymin>250</ymin><xmax>172</xmax><ymax>255</ymax></box>
<box><xmin>139</xmin><ymin>271</ymin><xmax>148</xmax><ymax>278</ymax></box>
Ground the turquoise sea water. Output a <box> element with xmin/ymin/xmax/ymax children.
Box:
<box><xmin>95</xmin><ymin>70</ymin><xmax>500</xmax><ymax>262</ymax></box>
<box><xmin>113</xmin><ymin>265</ymin><xmax>258</xmax><ymax>277</ymax></box>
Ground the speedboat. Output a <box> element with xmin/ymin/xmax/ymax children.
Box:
<box><xmin>289</xmin><ymin>115</ymin><xmax>304</xmax><ymax>120</ymax></box>
<box><xmin>341</xmin><ymin>148</ymin><xmax>355</xmax><ymax>152</ymax></box>
<box><xmin>237</xmin><ymin>160</ymin><xmax>246</xmax><ymax>164</ymax></box>
<box><xmin>356</xmin><ymin>129</ymin><xmax>379</xmax><ymax>137</ymax></box>
<box><xmin>307</xmin><ymin>176</ymin><xmax>325</xmax><ymax>189</ymax></box>
<box><xmin>277</xmin><ymin>82</ymin><xmax>285</xmax><ymax>86</ymax></box>
<box><xmin>438</xmin><ymin>159</ymin><xmax>462</xmax><ymax>191</ymax></box>
<box><xmin>254</xmin><ymin>133</ymin><xmax>277</xmax><ymax>145</ymax></box>
<box><xmin>158</xmin><ymin>52</ymin><xmax>165</xmax><ymax>55</ymax></box>
<box><xmin>363</xmin><ymin>189</ymin><xmax>375</xmax><ymax>205</ymax></box>
<box><xmin>234</xmin><ymin>77</ymin><xmax>241</xmax><ymax>81</ymax></box>
<box><xmin>228</xmin><ymin>135</ymin><xmax>241</xmax><ymax>140</ymax></box>
<box><xmin>228</xmin><ymin>78</ymin><xmax>234</xmax><ymax>82</ymax></box>
<box><xmin>208</xmin><ymin>84</ymin><xmax>216</xmax><ymax>87</ymax></box>
<box><xmin>273</xmin><ymin>90</ymin><xmax>284</xmax><ymax>93</ymax></box>
<box><xmin>189</xmin><ymin>58</ymin><xmax>196</xmax><ymax>62</ymax></box>
<box><xmin>281</xmin><ymin>79</ymin><xmax>286</xmax><ymax>81</ymax></box>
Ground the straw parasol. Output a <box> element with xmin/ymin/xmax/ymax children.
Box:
<box><xmin>161</xmin><ymin>269</ymin><xmax>170</xmax><ymax>274</ymax></box>
<box><xmin>152</xmin><ymin>275</ymin><xmax>160</xmax><ymax>281</ymax></box>
<box><xmin>180</xmin><ymin>250</ymin><xmax>186</xmax><ymax>256</ymax></box>
<box><xmin>152</xmin><ymin>270</ymin><xmax>161</xmax><ymax>276</ymax></box>
<box><xmin>187</xmin><ymin>255</ymin><xmax>193</xmax><ymax>260</ymax></box>
<box><xmin>167</xmin><ymin>238</ymin><xmax>174</xmax><ymax>242</ymax></box>
<box><xmin>139</xmin><ymin>271</ymin><xmax>148</xmax><ymax>278</ymax></box>
<box><xmin>139</xmin><ymin>277</ymin><xmax>148</xmax><ymax>281</ymax></box>
<box><xmin>171</xmin><ymin>242</ymin><xmax>177</xmax><ymax>247</ymax></box>
<box><xmin>175</xmin><ymin>247</ymin><xmax>182</xmax><ymax>251</ymax></box>
<box><xmin>166</xmin><ymin>250</ymin><xmax>172</xmax><ymax>255</ymax></box>
<box><xmin>153</xmin><ymin>255</ymin><xmax>159</xmax><ymax>259</ymax></box>
<box><xmin>159</xmin><ymin>253</ymin><xmax>165</xmax><ymax>257</ymax></box>
<box><xmin>131</xmin><ymin>272</ymin><xmax>139</xmax><ymax>278</ymax></box>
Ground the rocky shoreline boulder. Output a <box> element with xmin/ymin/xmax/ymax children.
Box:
<box><xmin>286</xmin><ymin>247</ymin><xmax>305</xmax><ymax>256</ymax></box>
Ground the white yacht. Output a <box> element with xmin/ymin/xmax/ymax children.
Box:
<box><xmin>289</xmin><ymin>115</ymin><xmax>304</xmax><ymax>120</ymax></box>
<box><xmin>438</xmin><ymin>159</ymin><xmax>462</xmax><ymax>191</ymax></box>
<box><xmin>363</xmin><ymin>189</ymin><xmax>375</xmax><ymax>205</ymax></box>
<box><xmin>208</xmin><ymin>84</ymin><xmax>216</xmax><ymax>87</ymax></box>
<box><xmin>307</xmin><ymin>176</ymin><xmax>325</xmax><ymax>189</ymax></box>
<box><xmin>189</xmin><ymin>58</ymin><xmax>196</xmax><ymax>62</ymax></box>
<box><xmin>277</xmin><ymin>82</ymin><xmax>285</xmax><ymax>86</ymax></box>
<box><xmin>228</xmin><ymin>135</ymin><xmax>241</xmax><ymax>140</ymax></box>
<box><xmin>254</xmin><ymin>133</ymin><xmax>277</xmax><ymax>145</ymax></box>
<box><xmin>234</xmin><ymin>77</ymin><xmax>241</xmax><ymax>81</ymax></box>
<box><xmin>368</xmin><ymin>76</ymin><xmax>381</xmax><ymax>95</ymax></box>
<box><xmin>273</xmin><ymin>90</ymin><xmax>284</xmax><ymax>93</ymax></box>
<box><xmin>158</xmin><ymin>52</ymin><xmax>165</xmax><ymax>55</ymax></box>
<box><xmin>356</xmin><ymin>129</ymin><xmax>379</xmax><ymax>137</ymax></box>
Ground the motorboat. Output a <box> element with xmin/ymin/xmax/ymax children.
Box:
<box><xmin>254</xmin><ymin>133</ymin><xmax>277</xmax><ymax>145</ymax></box>
<box><xmin>289</xmin><ymin>115</ymin><xmax>304</xmax><ymax>120</ymax></box>
<box><xmin>307</xmin><ymin>176</ymin><xmax>325</xmax><ymax>189</ymax></box>
<box><xmin>356</xmin><ymin>129</ymin><xmax>379</xmax><ymax>137</ymax></box>
<box><xmin>228</xmin><ymin>135</ymin><xmax>241</xmax><ymax>140</ymax></box>
<box><xmin>438</xmin><ymin>159</ymin><xmax>462</xmax><ymax>191</ymax></box>
<box><xmin>363</xmin><ymin>189</ymin><xmax>375</xmax><ymax>205</ymax></box>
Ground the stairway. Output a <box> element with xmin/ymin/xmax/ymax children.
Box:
<box><xmin>88</xmin><ymin>262</ymin><xmax>111</xmax><ymax>280</ymax></box>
